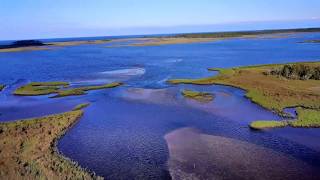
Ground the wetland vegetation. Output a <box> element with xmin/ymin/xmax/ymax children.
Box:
<box><xmin>169</xmin><ymin>62</ymin><xmax>320</xmax><ymax>129</ymax></box>
<box><xmin>52</xmin><ymin>82</ymin><xmax>123</xmax><ymax>98</ymax></box>
<box><xmin>14</xmin><ymin>82</ymin><xmax>70</xmax><ymax>96</ymax></box>
<box><xmin>14</xmin><ymin>81</ymin><xmax>122</xmax><ymax>98</ymax></box>
<box><xmin>181</xmin><ymin>89</ymin><xmax>214</xmax><ymax>102</ymax></box>
<box><xmin>250</xmin><ymin>108</ymin><xmax>320</xmax><ymax>129</ymax></box>
<box><xmin>72</xmin><ymin>103</ymin><xmax>90</xmax><ymax>111</ymax></box>
<box><xmin>0</xmin><ymin>105</ymin><xmax>101</xmax><ymax>179</ymax></box>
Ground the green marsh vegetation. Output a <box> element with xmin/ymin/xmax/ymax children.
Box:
<box><xmin>73</xmin><ymin>103</ymin><xmax>90</xmax><ymax>111</ymax></box>
<box><xmin>181</xmin><ymin>89</ymin><xmax>214</xmax><ymax>102</ymax></box>
<box><xmin>168</xmin><ymin>62</ymin><xmax>320</xmax><ymax>129</ymax></box>
<box><xmin>14</xmin><ymin>82</ymin><xmax>69</xmax><ymax>96</ymax></box>
<box><xmin>53</xmin><ymin>82</ymin><xmax>123</xmax><ymax>98</ymax></box>
<box><xmin>250</xmin><ymin>121</ymin><xmax>289</xmax><ymax>130</ymax></box>
<box><xmin>290</xmin><ymin>108</ymin><xmax>320</xmax><ymax>127</ymax></box>
<box><xmin>14</xmin><ymin>81</ymin><xmax>123</xmax><ymax>98</ymax></box>
<box><xmin>0</xmin><ymin>105</ymin><xmax>102</xmax><ymax>179</ymax></box>
<box><xmin>250</xmin><ymin>108</ymin><xmax>320</xmax><ymax>129</ymax></box>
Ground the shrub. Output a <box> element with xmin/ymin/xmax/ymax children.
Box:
<box><xmin>268</xmin><ymin>64</ymin><xmax>320</xmax><ymax>80</ymax></box>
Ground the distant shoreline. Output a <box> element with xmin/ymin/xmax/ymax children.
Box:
<box><xmin>1</xmin><ymin>27</ymin><xmax>320</xmax><ymax>52</ymax></box>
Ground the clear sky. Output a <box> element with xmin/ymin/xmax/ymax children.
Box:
<box><xmin>1</xmin><ymin>0</ymin><xmax>320</xmax><ymax>40</ymax></box>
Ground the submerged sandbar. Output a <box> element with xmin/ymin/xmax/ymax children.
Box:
<box><xmin>165</xmin><ymin>128</ymin><xmax>319</xmax><ymax>180</ymax></box>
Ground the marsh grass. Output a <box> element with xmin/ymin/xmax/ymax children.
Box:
<box><xmin>73</xmin><ymin>103</ymin><xmax>90</xmax><ymax>111</ymax></box>
<box><xmin>14</xmin><ymin>81</ymin><xmax>122</xmax><ymax>98</ymax></box>
<box><xmin>0</xmin><ymin>84</ymin><xmax>4</xmax><ymax>91</ymax></box>
<box><xmin>0</xmin><ymin>106</ymin><xmax>102</xmax><ymax>179</ymax></box>
<box><xmin>53</xmin><ymin>82</ymin><xmax>123</xmax><ymax>98</ymax></box>
<box><xmin>168</xmin><ymin>62</ymin><xmax>320</xmax><ymax>113</ymax></box>
<box><xmin>14</xmin><ymin>82</ymin><xmax>69</xmax><ymax>96</ymax></box>
<box><xmin>290</xmin><ymin>108</ymin><xmax>320</xmax><ymax>127</ymax></box>
<box><xmin>250</xmin><ymin>108</ymin><xmax>320</xmax><ymax>129</ymax></box>
<box><xmin>181</xmin><ymin>89</ymin><xmax>214</xmax><ymax>102</ymax></box>
<box><xmin>249</xmin><ymin>121</ymin><xmax>289</xmax><ymax>130</ymax></box>
<box><xmin>168</xmin><ymin>62</ymin><xmax>320</xmax><ymax>129</ymax></box>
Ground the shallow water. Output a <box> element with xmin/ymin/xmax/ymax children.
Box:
<box><xmin>0</xmin><ymin>33</ymin><xmax>320</xmax><ymax>179</ymax></box>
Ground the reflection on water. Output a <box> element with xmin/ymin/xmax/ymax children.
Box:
<box><xmin>0</xmin><ymin>33</ymin><xmax>320</xmax><ymax>179</ymax></box>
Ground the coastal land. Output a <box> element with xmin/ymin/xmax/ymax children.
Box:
<box><xmin>0</xmin><ymin>105</ymin><xmax>102</xmax><ymax>179</ymax></box>
<box><xmin>107</xmin><ymin>27</ymin><xmax>320</xmax><ymax>47</ymax></box>
<box><xmin>0</xmin><ymin>39</ymin><xmax>111</xmax><ymax>53</ymax></box>
<box><xmin>1</xmin><ymin>28</ymin><xmax>320</xmax><ymax>52</ymax></box>
<box><xmin>168</xmin><ymin>61</ymin><xmax>320</xmax><ymax>129</ymax></box>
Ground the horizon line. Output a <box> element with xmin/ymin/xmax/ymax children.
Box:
<box><xmin>1</xmin><ymin>25</ymin><xmax>320</xmax><ymax>42</ymax></box>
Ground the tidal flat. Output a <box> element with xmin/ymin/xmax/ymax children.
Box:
<box><xmin>1</xmin><ymin>31</ymin><xmax>320</xmax><ymax>179</ymax></box>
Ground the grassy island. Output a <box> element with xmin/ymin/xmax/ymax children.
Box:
<box><xmin>181</xmin><ymin>89</ymin><xmax>214</xmax><ymax>102</ymax></box>
<box><xmin>14</xmin><ymin>82</ymin><xmax>69</xmax><ymax>96</ymax></box>
<box><xmin>53</xmin><ymin>82</ymin><xmax>123</xmax><ymax>98</ymax></box>
<box><xmin>14</xmin><ymin>81</ymin><xmax>123</xmax><ymax>98</ymax></box>
<box><xmin>249</xmin><ymin>121</ymin><xmax>289</xmax><ymax>130</ymax></box>
<box><xmin>168</xmin><ymin>62</ymin><xmax>320</xmax><ymax>129</ymax></box>
<box><xmin>0</xmin><ymin>106</ymin><xmax>102</xmax><ymax>179</ymax></box>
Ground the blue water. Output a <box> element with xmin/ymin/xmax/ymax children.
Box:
<box><xmin>0</xmin><ymin>33</ymin><xmax>320</xmax><ymax>179</ymax></box>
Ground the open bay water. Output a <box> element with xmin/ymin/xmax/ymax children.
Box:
<box><xmin>0</xmin><ymin>33</ymin><xmax>320</xmax><ymax>179</ymax></box>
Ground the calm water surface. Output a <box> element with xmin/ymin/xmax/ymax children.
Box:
<box><xmin>0</xmin><ymin>33</ymin><xmax>320</xmax><ymax>179</ymax></box>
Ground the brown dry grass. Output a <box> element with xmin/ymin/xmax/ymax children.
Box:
<box><xmin>0</xmin><ymin>109</ymin><xmax>102</xmax><ymax>179</ymax></box>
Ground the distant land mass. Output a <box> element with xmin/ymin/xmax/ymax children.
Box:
<box><xmin>172</xmin><ymin>27</ymin><xmax>320</xmax><ymax>38</ymax></box>
<box><xmin>0</xmin><ymin>40</ymin><xmax>46</xmax><ymax>49</ymax></box>
<box><xmin>0</xmin><ymin>27</ymin><xmax>320</xmax><ymax>52</ymax></box>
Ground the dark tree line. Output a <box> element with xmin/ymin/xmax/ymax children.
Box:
<box><xmin>265</xmin><ymin>64</ymin><xmax>320</xmax><ymax>80</ymax></box>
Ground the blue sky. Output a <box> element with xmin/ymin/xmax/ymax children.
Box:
<box><xmin>1</xmin><ymin>0</ymin><xmax>320</xmax><ymax>40</ymax></box>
